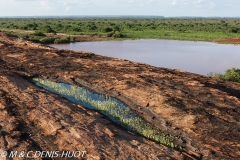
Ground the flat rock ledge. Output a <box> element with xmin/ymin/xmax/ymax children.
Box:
<box><xmin>0</xmin><ymin>32</ymin><xmax>239</xmax><ymax>160</ymax></box>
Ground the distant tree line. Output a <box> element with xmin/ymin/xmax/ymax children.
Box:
<box><xmin>1</xmin><ymin>18</ymin><xmax>240</xmax><ymax>35</ymax></box>
<box><xmin>1</xmin><ymin>18</ymin><xmax>240</xmax><ymax>43</ymax></box>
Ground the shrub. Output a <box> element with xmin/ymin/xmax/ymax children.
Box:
<box><xmin>39</xmin><ymin>37</ymin><xmax>56</xmax><ymax>44</ymax></box>
<box><xmin>89</xmin><ymin>25</ymin><xmax>97</xmax><ymax>31</ymax></box>
<box><xmin>106</xmin><ymin>32</ymin><xmax>114</xmax><ymax>37</ymax></box>
<box><xmin>54</xmin><ymin>38</ymin><xmax>70</xmax><ymax>44</ymax></box>
<box><xmin>29</xmin><ymin>36</ymin><xmax>41</xmax><ymax>43</ymax></box>
<box><xmin>208</xmin><ymin>68</ymin><xmax>240</xmax><ymax>82</ymax></box>
<box><xmin>72</xmin><ymin>27</ymin><xmax>82</xmax><ymax>32</ymax></box>
<box><xmin>41</xmin><ymin>25</ymin><xmax>56</xmax><ymax>33</ymax></box>
<box><xmin>223</xmin><ymin>68</ymin><xmax>240</xmax><ymax>82</ymax></box>
<box><xmin>103</xmin><ymin>27</ymin><xmax>113</xmax><ymax>32</ymax></box>
<box><xmin>229</xmin><ymin>27</ymin><xmax>239</xmax><ymax>33</ymax></box>
<box><xmin>112</xmin><ymin>31</ymin><xmax>124</xmax><ymax>38</ymax></box>
<box><xmin>21</xmin><ymin>26</ymin><xmax>28</xmax><ymax>30</ymax></box>
<box><xmin>113</xmin><ymin>25</ymin><xmax>121</xmax><ymax>31</ymax></box>
<box><xmin>34</xmin><ymin>31</ymin><xmax>46</xmax><ymax>36</ymax></box>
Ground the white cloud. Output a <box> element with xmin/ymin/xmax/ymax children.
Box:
<box><xmin>193</xmin><ymin>0</ymin><xmax>204</xmax><ymax>8</ymax></box>
<box><xmin>210</xmin><ymin>2</ymin><xmax>215</xmax><ymax>9</ymax></box>
<box><xmin>146</xmin><ymin>0</ymin><xmax>156</xmax><ymax>3</ymax></box>
<box><xmin>127</xmin><ymin>0</ymin><xmax>135</xmax><ymax>4</ymax></box>
<box><xmin>172</xmin><ymin>0</ymin><xmax>178</xmax><ymax>6</ymax></box>
<box><xmin>40</xmin><ymin>0</ymin><xmax>55</xmax><ymax>10</ymax></box>
<box><xmin>140</xmin><ymin>3</ymin><xmax>145</xmax><ymax>7</ymax></box>
<box><xmin>193</xmin><ymin>0</ymin><xmax>204</xmax><ymax>5</ymax></box>
<box><xmin>65</xmin><ymin>6</ymin><xmax>71</xmax><ymax>11</ymax></box>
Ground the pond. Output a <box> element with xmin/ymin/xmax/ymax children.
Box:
<box><xmin>49</xmin><ymin>40</ymin><xmax>240</xmax><ymax>75</ymax></box>
<box><xmin>32</xmin><ymin>78</ymin><xmax>177</xmax><ymax>148</ymax></box>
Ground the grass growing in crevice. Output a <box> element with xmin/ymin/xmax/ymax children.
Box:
<box><xmin>32</xmin><ymin>78</ymin><xmax>179</xmax><ymax>149</ymax></box>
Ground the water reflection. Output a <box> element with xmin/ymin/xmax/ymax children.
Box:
<box><xmin>50</xmin><ymin>40</ymin><xmax>240</xmax><ymax>75</ymax></box>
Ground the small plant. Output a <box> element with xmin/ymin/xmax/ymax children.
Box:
<box><xmin>207</xmin><ymin>72</ymin><xmax>224</xmax><ymax>79</ymax></box>
<box><xmin>32</xmin><ymin>78</ymin><xmax>179</xmax><ymax>149</ymax></box>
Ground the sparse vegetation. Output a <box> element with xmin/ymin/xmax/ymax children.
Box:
<box><xmin>208</xmin><ymin>68</ymin><xmax>240</xmax><ymax>82</ymax></box>
<box><xmin>32</xmin><ymin>78</ymin><xmax>179</xmax><ymax>149</ymax></box>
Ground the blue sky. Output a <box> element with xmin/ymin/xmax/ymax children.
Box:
<box><xmin>1</xmin><ymin>0</ymin><xmax>240</xmax><ymax>17</ymax></box>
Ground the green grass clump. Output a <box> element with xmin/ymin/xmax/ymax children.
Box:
<box><xmin>32</xmin><ymin>78</ymin><xmax>179</xmax><ymax>149</ymax></box>
<box><xmin>208</xmin><ymin>67</ymin><xmax>240</xmax><ymax>82</ymax></box>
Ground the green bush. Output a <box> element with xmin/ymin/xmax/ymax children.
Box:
<box><xmin>29</xmin><ymin>36</ymin><xmax>41</xmax><ymax>43</ymax></box>
<box><xmin>112</xmin><ymin>31</ymin><xmax>124</xmax><ymax>38</ymax></box>
<box><xmin>34</xmin><ymin>31</ymin><xmax>46</xmax><ymax>36</ymax></box>
<box><xmin>103</xmin><ymin>27</ymin><xmax>113</xmax><ymax>32</ymax></box>
<box><xmin>39</xmin><ymin>37</ymin><xmax>56</xmax><ymax>44</ymax></box>
<box><xmin>106</xmin><ymin>32</ymin><xmax>114</xmax><ymax>37</ymax></box>
<box><xmin>229</xmin><ymin>27</ymin><xmax>239</xmax><ymax>33</ymax></box>
<box><xmin>113</xmin><ymin>25</ymin><xmax>121</xmax><ymax>31</ymax></box>
<box><xmin>223</xmin><ymin>68</ymin><xmax>240</xmax><ymax>82</ymax></box>
<box><xmin>208</xmin><ymin>68</ymin><xmax>240</xmax><ymax>82</ymax></box>
<box><xmin>41</xmin><ymin>25</ymin><xmax>56</xmax><ymax>33</ymax></box>
<box><xmin>54</xmin><ymin>38</ymin><xmax>70</xmax><ymax>44</ymax></box>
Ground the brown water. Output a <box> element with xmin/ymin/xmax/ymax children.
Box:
<box><xmin>49</xmin><ymin>40</ymin><xmax>240</xmax><ymax>75</ymax></box>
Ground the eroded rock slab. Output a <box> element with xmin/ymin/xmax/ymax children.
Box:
<box><xmin>0</xmin><ymin>71</ymin><xmax>188</xmax><ymax>160</ymax></box>
<box><xmin>0</xmin><ymin>32</ymin><xmax>240</xmax><ymax>159</ymax></box>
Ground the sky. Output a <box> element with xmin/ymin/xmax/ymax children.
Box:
<box><xmin>1</xmin><ymin>0</ymin><xmax>240</xmax><ymax>17</ymax></box>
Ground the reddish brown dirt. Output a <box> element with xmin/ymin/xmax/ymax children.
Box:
<box><xmin>0</xmin><ymin>32</ymin><xmax>240</xmax><ymax>159</ymax></box>
<box><xmin>214</xmin><ymin>38</ymin><xmax>240</xmax><ymax>44</ymax></box>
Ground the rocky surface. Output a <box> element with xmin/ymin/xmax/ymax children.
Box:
<box><xmin>0</xmin><ymin>32</ymin><xmax>240</xmax><ymax>159</ymax></box>
<box><xmin>0</xmin><ymin>69</ymin><xmax>188</xmax><ymax>160</ymax></box>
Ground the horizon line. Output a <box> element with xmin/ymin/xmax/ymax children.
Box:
<box><xmin>1</xmin><ymin>15</ymin><xmax>240</xmax><ymax>18</ymax></box>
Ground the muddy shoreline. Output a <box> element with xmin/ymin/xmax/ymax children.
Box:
<box><xmin>0</xmin><ymin>32</ymin><xmax>240</xmax><ymax>159</ymax></box>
